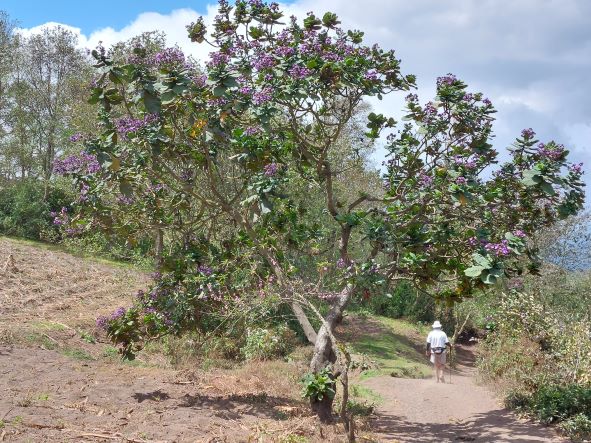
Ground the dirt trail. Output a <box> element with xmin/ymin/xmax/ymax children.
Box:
<box><xmin>363</xmin><ymin>345</ymin><xmax>565</xmax><ymax>443</ymax></box>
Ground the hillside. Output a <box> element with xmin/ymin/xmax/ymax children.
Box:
<box><xmin>0</xmin><ymin>237</ymin><xmax>565</xmax><ymax>442</ymax></box>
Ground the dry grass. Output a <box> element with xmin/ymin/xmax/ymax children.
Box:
<box><xmin>0</xmin><ymin>236</ymin><xmax>147</xmax><ymax>331</ymax></box>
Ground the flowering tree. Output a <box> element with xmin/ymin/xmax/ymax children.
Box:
<box><xmin>57</xmin><ymin>0</ymin><xmax>584</xmax><ymax>421</ymax></box>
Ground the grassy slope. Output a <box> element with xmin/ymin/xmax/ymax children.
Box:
<box><xmin>342</xmin><ymin>314</ymin><xmax>432</xmax><ymax>380</ymax></box>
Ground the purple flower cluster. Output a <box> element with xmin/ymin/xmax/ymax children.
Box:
<box><xmin>115</xmin><ymin>114</ymin><xmax>158</xmax><ymax>139</ymax></box>
<box><xmin>513</xmin><ymin>230</ymin><xmax>526</xmax><ymax>238</ymax></box>
<box><xmin>117</xmin><ymin>195</ymin><xmax>134</xmax><ymax>205</ymax></box>
<box><xmin>78</xmin><ymin>183</ymin><xmax>90</xmax><ymax>202</ymax></box>
<box><xmin>69</xmin><ymin>133</ymin><xmax>83</xmax><ymax>142</ymax></box>
<box><xmin>253</xmin><ymin>53</ymin><xmax>275</xmax><ymax>70</ymax></box>
<box><xmin>264</xmin><ymin>162</ymin><xmax>278</xmax><ymax>177</ymax></box>
<box><xmin>484</xmin><ymin>240</ymin><xmax>510</xmax><ymax>256</ymax></box>
<box><xmin>569</xmin><ymin>162</ymin><xmax>583</xmax><ymax>174</ymax></box>
<box><xmin>96</xmin><ymin>306</ymin><xmax>127</xmax><ymax>330</ymax></box>
<box><xmin>336</xmin><ymin>258</ymin><xmax>347</xmax><ymax>269</ymax></box>
<box><xmin>207</xmin><ymin>51</ymin><xmax>230</xmax><ymax>68</ymax></box>
<box><xmin>453</xmin><ymin>155</ymin><xmax>478</xmax><ymax>169</ymax></box>
<box><xmin>288</xmin><ymin>64</ymin><xmax>312</xmax><ymax>79</ymax></box>
<box><xmin>151</xmin><ymin>47</ymin><xmax>185</xmax><ymax>67</ymax></box>
<box><xmin>521</xmin><ymin>128</ymin><xmax>536</xmax><ymax>139</ymax></box>
<box><xmin>53</xmin><ymin>153</ymin><xmax>100</xmax><ymax>175</ymax></box>
<box><xmin>537</xmin><ymin>143</ymin><xmax>564</xmax><ymax>161</ymax></box>
<box><xmin>364</xmin><ymin>70</ymin><xmax>379</xmax><ymax>81</ymax></box>
<box><xmin>419</xmin><ymin>174</ymin><xmax>434</xmax><ymax>187</ymax></box>
<box><xmin>455</xmin><ymin>176</ymin><xmax>468</xmax><ymax>185</ymax></box>
<box><xmin>198</xmin><ymin>265</ymin><xmax>213</xmax><ymax>276</ymax></box>
<box><xmin>252</xmin><ymin>88</ymin><xmax>273</xmax><ymax>105</ymax></box>
<box><xmin>276</xmin><ymin>46</ymin><xmax>295</xmax><ymax>57</ymax></box>
<box><xmin>245</xmin><ymin>126</ymin><xmax>262</xmax><ymax>136</ymax></box>
<box><xmin>51</xmin><ymin>207</ymin><xmax>69</xmax><ymax>226</ymax></box>
<box><xmin>436</xmin><ymin>73</ymin><xmax>457</xmax><ymax>87</ymax></box>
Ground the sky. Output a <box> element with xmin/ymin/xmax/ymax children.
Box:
<box><xmin>2</xmin><ymin>0</ymin><xmax>590</xmax><ymax>188</ymax></box>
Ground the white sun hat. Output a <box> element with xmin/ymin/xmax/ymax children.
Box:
<box><xmin>432</xmin><ymin>320</ymin><xmax>442</xmax><ymax>329</ymax></box>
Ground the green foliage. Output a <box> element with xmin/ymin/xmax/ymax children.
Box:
<box><xmin>559</xmin><ymin>413</ymin><xmax>591</xmax><ymax>442</ymax></box>
<box><xmin>241</xmin><ymin>325</ymin><xmax>297</xmax><ymax>361</ymax></box>
<box><xmin>529</xmin><ymin>385</ymin><xmax>591</xmax><ymax>424</ymax></box>
<box><xmin>301</xmin><ymin>367</ymin><xmax>335</xmax><ymax>402</ymax></box>
<box><xmin>0</xmin><ymin>180</ymin><xmax>71</xmax><ymax>240</ymax></box>
<box><xmin>353</xmin><ymin>282</ymin><xmax>435</xmax><ymax>322</ymax></box>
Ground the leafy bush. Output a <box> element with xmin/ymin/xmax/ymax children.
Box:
<box><xmin>559</xmin><ymin>413</ymin><xmax>591</xmax><ymax>442</ymax></box>
<box><xmin>530</xmin><ymin>385</ymin><xmax>591</xmax><ymax>424</ymax></box>
<box><xmin>352</xmin><ymin>282</ymin><xmax>435</xmax><ymax>322</ymax></box>
<box><xmin>0</xmin><ymin>180</ymin><xmax>71</xmax><ymax>240</ymax></box>
<box><xmin>241</xmin><ymin>325</ymin><xmax>297</xmax><ymax>361</ymax></box>
<box><xmin>301</xmin><ymin>367</ymin><xmax>335</xmax><ymax>402</ymax></box>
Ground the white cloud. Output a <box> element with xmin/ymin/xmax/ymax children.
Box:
<box><xmin>16</xmin><ymin>0</ymin><xmax>591</xmax><ymax>186</ymax></box>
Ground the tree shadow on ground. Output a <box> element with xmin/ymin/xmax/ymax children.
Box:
<box><xmin>371</xmin><ymin>408</ymin><xmax>558</xmax><ymax>443</ymax></box>
<box><xmin>131</xmin><ymin>389</ymin><xmax>306</xmax><ymax>421</ymax></box>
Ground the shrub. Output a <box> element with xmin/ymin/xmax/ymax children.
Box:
<box><xmin>530</xmin><ymin>385</ymin><xmax>591</xmax><ymax>424</ymax></box>
<box><xmin>0</xmin><ymin>179</ymin><xmax>71</xmax><ymax>240</ymax></box>
<box><xmin>241</xmin><ymin>325</ymin><xmax>297</xmax><ymax>361</ymax></box>
<box><xmin>559</xmin><ymin>413</ymin><xmax>591</xmax><ymax>442</ymax></box>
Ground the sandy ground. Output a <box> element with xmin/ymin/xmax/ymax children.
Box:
<box><xmin>363</xmin><ymin>345</ymin><xmax>566</xmax><ymax>443</ymax></box>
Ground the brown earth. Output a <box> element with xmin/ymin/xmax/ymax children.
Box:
<box><xmin>363</xmin><ymin>345</ymin><xmax>566</xmax><ymax>442</ymax></box>
<box><xmin>0</xmin><ymin>237</ymin><xmax>569</xmax><ymax>442</ymax></box>
<box><xmin>0</xmin><ymin>238</ymin><xmax>351</xmax><ymax>442</ymax></box>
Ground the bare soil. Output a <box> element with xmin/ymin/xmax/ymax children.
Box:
<box><xmin>363</xmin><ymin>345</ymin><xmax>566</xmax><ymax>442</ymax></box>
<box><xmin>0</xmin><ymin>237</ymin><xmax>568</xmax><ymax>442</ymax></box>
<box><xmin>0</xmin><ymin>238</ymin><xmax>349</xmax><ymax>442</ymax></box>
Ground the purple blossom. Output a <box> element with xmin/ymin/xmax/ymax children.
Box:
<box><xmin>569</xmin><ymin>162</ymin><xmax>583</xmax><ymax>174</ymax></box>
<box><xmin>276</xmin><ymin>46</ymin><xmax>295</xmax><ymax>57</ymax></box>
<box><xmin>419</xmin><ymin>174</ymin><xmax>433</xmax><ymax>187</ymax></box>
<box><xmin>484</xmin><ymin>240</ymin><xmax>510</xmax><ymax>256</ymax></box>
<box><xmin>69</xmin><ymin>133</ymin><xmax>83</xmax><ymax>142</ymax></box>
<box><xmin>521</xmin><ymin>128</ymin><xmax>536</xmax><ymax>139</ymax></box>
<box><xmin>252</xmin><ymin>87</ymin><xmax>273</xmax><ymax>106</ymax></box>
<box><xmin>253</xmin><ymin>53</ymin><xmax>275</xmax><ymax>70</ymax></box>
<box><xmin>198</xmin><ymin>265</ymin><xmax>213</xmax><ymax>276</ymax></box>
<box><xmin>207</xmin><ymin>51</ymin><xmax>230</xmax><ymax>68</ymax></box>
<box><xmin>53</xmin><ymin>152</ymin><xmax>100</xmax><ymax>175</ymax></box>
<box><xmin>513</xmin><ymin>230</ymin><xmax>526</xmax><ymax>238</ymax></box>
<box><xmin>336</xmin><ymin>258</ymin><xmax>347</xmax><ymax>269</ymax></box>
<box><xmin>482</xmin><ymin>98</ymin><xmax>492</xmax><ymax>106</ymax></box>
<box><xmin>111</xmin><ymin>307</ymin><xmax>127</xmax><ymax>320</ymax></box>
<box><xmin>456</xmin><ymin>176</ymin><xmax>467</xmax><ymax>185</ymax></box>
<box><xmin>364</xmin><ymin>70</ymin><xmax>379</xmax><ymax>81</ymax></box>
<box><xmin>245</xmin><ymin>126</ymin><xmax>262</xmax><ymax>136</ymax></box>
<box><xmin>52</xmin><ymin>207</ymin><xmax>69</xmax><ymax>226</ymax></box>
<box><xmin>96</xmin><ymin>316</ymin><xmax>108</xmax><ymax>330</ymax></box>
<box><xmin>117</xmin><ymin>195</ymin><xmax>134</xmax><ymax>205</ymax></box>
<box><xmin>436</xmin><ymin>73</ymin><xmax>457</xmax><ymax>87</ymax></box>
<box><xmin>463</xmin><ymin>93</ymin><xmax>474</xmax><ymax>102</ymax></box>
<box><xmin>115</xmin><ymin>114</ymin><xmax>158</xmax><ymax>139</ymax></box>
<box><xmin>151</xmin><ymin>47</ymin><xmax>185</xmax><ymax>67</ymax></box>
<box><xmin>264</xmin><ymin>162</ymin><xmax>278</xmax><ymax>177</ymax></box>
<box><xmin>288</xmin><ymin>64</ymin><xmax>312</xmax><ymax>79</ymax></box>
<box><xmin>468</xmin><ymin>237</ymin><xmax>479</xmax><ymax>246</ymax></box>
<box><xmin>78</xmin><ymin>183</ymin><xmax>90</xmax><ymax>202</ymax></box>
<box><xmin>537</xmin><ymin>143</ymin><xmax>565</xmax><ymax>161</ymax></box>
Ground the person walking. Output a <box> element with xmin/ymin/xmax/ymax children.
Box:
<box><xmin>426</xmin><ymin>320</ymin><xmax>452</xmax><ymax>383</ymax></box>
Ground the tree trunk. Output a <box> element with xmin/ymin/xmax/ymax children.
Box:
<box><xmin>309</xmin><ymin>284</ymin><xmax>353</xmax><ymax>422</ymax></box>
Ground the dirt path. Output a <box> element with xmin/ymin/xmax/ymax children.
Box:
<box><xmin>363</xmin><ymin>345</ymin><xmax>565</xmax><ymax>443</ymax></box>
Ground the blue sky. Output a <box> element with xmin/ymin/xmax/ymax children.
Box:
<box><xmin>4</xmin><ymin>0</ymin><xmax>591</xmax><ymax>191</ymax></box>
<box><xmin>1</xmin><ymin>0</ymin><xmax>212</xmax><ymax>34</ymax></box>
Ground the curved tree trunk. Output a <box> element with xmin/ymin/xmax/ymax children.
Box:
<box><xmin>309</xmin><ymin>284</ymin><xmax>353</xmax><ymax>422</ymax></box>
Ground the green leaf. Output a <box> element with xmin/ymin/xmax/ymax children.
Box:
<box><xmin>119</xmin><ymin>180</ymin><xmax>133</xmax><ymax>197</ymax></box>
<box><xmin>464</xmin><ymin>266</ymin><xmax>485</xmax><ymax>277</ymax></box>
<box><xmin>161</xmin><ymin>90</ymin><xmax>176</xmax><ymax>105</ymax></box>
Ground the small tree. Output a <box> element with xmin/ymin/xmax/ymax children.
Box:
<box><xmin>58</xmin><ymin>0</ymin><xmax>584</xmax><ymax>422</ymax></box>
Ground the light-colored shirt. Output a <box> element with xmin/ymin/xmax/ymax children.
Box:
<box><xmin>426</xmin><ymin>329</ymin><xmax>449</xmax><ymax>351</ymax></box>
